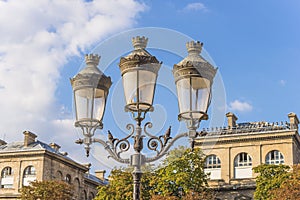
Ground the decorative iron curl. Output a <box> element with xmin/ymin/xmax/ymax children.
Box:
<box><xmin>144</xmin><ymin>123</ymin><xmax>172</xmax><ymax>155</ymax></box>
<box><xmin>144</xmin><ymin>122</ymin><xmax>154</xmax><ymax>137</ymax></box>
<box><xmin>107</xmin><ymin>123</ymin><xmax>135</xmax><ymax>157</ymax></box>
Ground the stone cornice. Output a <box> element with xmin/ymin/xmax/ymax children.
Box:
<box><xmin>84</xmin><ymin>177</ymin><xmax>102</xmax><ymax>187</ymax></box>
<box><xmin>0</xmin><ymin>149</ymin><xmax>45</xmax><ymax>158</ymax></box>
<box><xmin>196</xmin><ymin>129</ymin><xmax>297</xmax><ymax>146</ymax></box>
<box><xmin>44</xmin><ymin>151</ymin><xmax>88</xmax><ymax>172</ymax></box>
<box><xmin>0</xmin><ymin>149</ymin><xmax>88</xmax><ymax>172</ymax></box>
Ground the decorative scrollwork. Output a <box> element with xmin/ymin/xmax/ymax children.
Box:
<box><xmin>145</xmin><ymin>126</ymin><xmax>172</xmax><ymax>155</ymax></box>
<box><xmin>144</xmin><ymin>122</ymin><xmax>154</xmax><ymax>137</ymax></box>
<box><xmin>107</xmin><ymin>123</ymin><xmax>135</xmax><ymax>157</ymax></box>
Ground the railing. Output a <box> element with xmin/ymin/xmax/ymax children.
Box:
<box><xmin>200</xmin><ymin>121</ymin><xmax>294</xmax><ymax>136</ymax></box>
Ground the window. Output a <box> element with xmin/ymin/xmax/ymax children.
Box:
<box><xmin>205</xmin><ymin>155</ymin><xmax>221</xmax><ymax>168</ymax></box>
<box><xmin>266</xmin><ymin>150</ymin><xmax>284</xmax><ymax>164</ymax></box>
<box><xmin>56</xmin><ymin>171</ymin><xmax>63</xmax><ymax>180</ymax></box>
<box><xmin>204</xmin><ymin>155</ymin><xmax>221</xmax><ymax>180</ymax></box>
<box><xmin>234</xmin><ymin>153</ymin><xmax>252</xmax><ymax>179</ymax></box>
<box><xmin>65</xmin><ymin>174</ymin><xmax>71</xmax><ymax>184</ymax></box>
<box><xmin>23</xmin><ymin>166</ymin><xmax>36</xmax><ymax>186</ymax></box>
<box><xmin>24</xmin><ymin>166</ymin><xmax>36</xmax><ymax>177</ymax></box>
<box><xmin>235</xmin><ymin>153</ymin><xmax>252</xmax><ymax>167</ymax></box>
<box><xmin>1</xmin><ymin>167</ymin><xmax>13</xmax><ymax>188</ymax></box>
<box><xmin>1</xmin><ymin>167</ymin><xmax>12</xmax><ymax>178</ymax></box>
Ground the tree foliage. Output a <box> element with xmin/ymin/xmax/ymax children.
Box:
<box><xmin>95</xmin><ymin>167</ymin><xmax>153</xmax><ymax>200</ymax></box>
<box><xmin>150</xmin><ymin>148</ymin><xmax>211</xmax><ymax>198</ymax></box>
<box><xmin>270</xmin><ymin>165</ymin><xmax>300</xmax><ymax>200</ymax></box>
<box><xmin>20</xmin><ymin>180</ymin><xmax>74</xmax><ymax>200</ymax></box>
<box><xmin>253</xmin><ymin>164</ymin><xmax>290</xmax><ymax>200</ymax></box>
<box><xmin>96</xmin><ymin>147</ymin><xmax>214</xmax><ymax>200</ymax></box>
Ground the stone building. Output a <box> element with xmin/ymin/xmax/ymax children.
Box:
<box><xmin>0</xmin><ymin>131</ymin><xmax>107</xmax><ymax>200</ymax></box>
<box><xmin>196</xmin><ymin>112</ymin><xmax>300</xmax><ymax>200</ymax></box>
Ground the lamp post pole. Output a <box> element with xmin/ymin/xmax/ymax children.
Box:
<box><xmin>70</xmin><ymin>36</ymin><xmax>217</xmax><ymax>200</ymax></box>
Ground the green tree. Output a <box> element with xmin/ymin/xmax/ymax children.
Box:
<box><xmin>95</xmin><ymin>167</ymin><xmax>153</xmax><ymax>200</ymax></box>
<box><xmin>20</xmin><ymin>180</ymin><xmax>74</xmax><ymax>200</ymax></box>
<box><xmin>95</xmin><ymin>147</ymin><xmax>214</xmax><ymax>200</ymax></box>
<box><xmin>270</xmin><ymin>164</ymin><xmax>300</xmax><ymax>200</ymax></box>
<box><xmin>253</xmin><ymin>164</ymin><xmax>290</xmax><ymax>200</ymax></box>
<box><xmin>150</xmin><ymin>147</ymin><xmax>214</xmax><ymax>199</ymax></box>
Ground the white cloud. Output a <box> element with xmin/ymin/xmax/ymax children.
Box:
<box><xmin>0</xmin><ymin>0</ymin><xmax>146</xmax><ymax>170</ymax></box>
<box><xmin>183</xmin><ymin>2</ymin><xmax>208</xmax><ymax>12</ymax></box>
<box><xmin>228</xmin><ymin>100</ymin><xmax>253</xmax><ymax>112</ymax></box>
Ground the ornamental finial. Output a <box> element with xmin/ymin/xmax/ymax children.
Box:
<box><xmin>186</xmin><ymin>41</ymin><xmax>203</xmax><ymax>55</ymax></box>
<box><xmin>85</xmin><ymin>54</ymin><xmax>100</xmax><ymax>66</ymax></box>
<box><xmin>132</xmin><ymin>36</ymin><xmax>148</xmax><ymax>50</ymax></box>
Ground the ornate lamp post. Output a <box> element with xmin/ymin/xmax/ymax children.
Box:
<box><xmin>70</xmin><ymin>36</ymin><xmax>217</xmax><ymax>200</ymax></box>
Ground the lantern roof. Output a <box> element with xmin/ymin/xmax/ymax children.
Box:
<box><xmin>173</xmin><ymin>41</ymin><xmax>217</xmax><ymax>83</ymax></box>
<box><xmin>70</xmin><ymin>54</ymin><xmax>112</xmax><ymax>91</ymax></box>
<box><xmin>119</xmin><ymin>36</ymin><xmax>161</xmax><ymax>75</ymax></box>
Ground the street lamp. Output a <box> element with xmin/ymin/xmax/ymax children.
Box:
<box><xmin>70</xmin><ymin>36</ymin><xmax>217</xmax><ymax>200</ymax></box>
<box><xmin>173</xmin><ymin>41</ymin><xmax>217</xmax><ymax>147</ymax></box>
<box><xmin>70</xmin><ymin>54</ymin><xmax>112</xmax><ymax>157</ymax></box>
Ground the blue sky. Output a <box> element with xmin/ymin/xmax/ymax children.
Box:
<box><xmin>136</xmin><ymin>0</ymin><xmax>300</xmax><ymax>123</ymax></box>
<box><xmin>0</xmin><ymin>0</ymin><xmax>300</xmax><ymax>172</ymax></box>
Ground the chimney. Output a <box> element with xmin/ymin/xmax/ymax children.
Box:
<box><xmin>23</xmin><ymin>131</ymin><xmax>37</xmax><ymax>147</ymax></box>
<box><xmin>95</xmin><ymin>170</ymin><xmax>106</xmax><ymax>181</ymax></box>
<box><xmin>226</xmin><ymin>112</ymin><xmax>238</xmax><ymax>129</ymax></box>
<box><xmin>49</xmin><ymin>143</ymin><xmax>61</xmax><ymax>152</ymax></box>
<box><xmin>288</xmin><ymin>112</ymin><xmax>299</xmax><ymax>129</ymax></box>
<box><xmin>83</xmin><ymin>163</ymin><xmax>92</xmax><ymax>173</ymax></box>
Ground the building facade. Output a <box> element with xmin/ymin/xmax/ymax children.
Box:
<box><xmin>196</xmin><ymin>112</ymin><xmax>300</xmax><ymax>200</ymax></box>
<box><xmin>0</xmin><ymin>131</ymin><xmax>107</xmax><ymax>200</ymax></box>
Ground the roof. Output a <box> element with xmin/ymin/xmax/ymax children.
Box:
<box><xmin>84</xmin><ymin>173</ymin><xmax>108</xmax><ymax>186</ymax></box>
<box><xmin>197</xmin><ymin>121</ymin><xmax>295</xmax><ymax>138</ymax></box>
<box><xmin>1</xmin><ymin>140</ymin><xmax>60</xmax><ymax>153</ymax></box>
<box><xmin>0</xmin><ymin>140</ymin><xmax>81</xmax><ymax>167</ymax></box>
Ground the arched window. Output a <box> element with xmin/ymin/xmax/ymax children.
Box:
<box><xmin>205</xmin><ymin>155</ymin><xmax>221</xmax><ymax>168</ymax></box>
<box><xmin>56</xmin><ymin>171</ymin><xmax>63</xmax><ymax>181</ymax></box>
<box><xmin>1</xmin><ymin>167</ymin><xmax>13</xmax><ymax>188</ymax></box>
<box><xmin>266</xmin><ymin>150</ymin><xmax>284</xmax><ymax>164</ymax></box>
<box><xmin>234</xmin><ymin>153</ymin><xmax>252</xmax><ymax>179</ymax></box>
<box><xmin>23</xmin><ymin>166</ymin><xmax>36</xmax><ymax>186</ymax></box>
<box><xmin>74</xmin><ymin>178</ymin><xmax>80</xmax><ymax>198</ymax></box>
<box><xmin>204</xmin><ymin>155</ymin><xmax>221</xmax><ymax>180</ymax></box>
<box><xmin>65</xmin><ymin>174</ymin><xmax>71</xmax><ymax>184</ymax></box>
<box><xmin>235</xmin><ymin>153</ymin><xmax>252</xmax><ymax>167</ymax></box>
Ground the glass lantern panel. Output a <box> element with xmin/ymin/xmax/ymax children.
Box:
<box><xmin>176</xmin><ymin>77</ymin><xmax>211</xmax><ymax>120</ymax></box>
<box><xmin>75</xmin><ymin>87</ymin><xmax>105</xmax><ymax>126</ymax></box>
<box><xmin>93</xmin><ymin>88</ymin><xmax>106</xmax><ymax>121</ymax></box>
<box><xmin>122</xmin><ymin>68</ymin><xmax>156</xmax><ymax>111</ymax></box>
<box><xmin>138</xmin><ymin>69</ymin><xmax>156</xmax><ymax>109</ymax></box>
<box><xmin>123</xmin><ymin>70</ymin><xmax>137</xmax><ymax>106</ymax></box>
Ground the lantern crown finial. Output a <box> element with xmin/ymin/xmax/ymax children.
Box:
<box><xmin>85</xmin><ymin>54</ymin><xmax>100</xmax><ymax>65</ymax></box>
<box><xmin>132</xmin><ymin>36</ymin><xmax>148</xmax><ymax>50</ymax></box>
<box><xmin>186</xmin><ymin>41</ymin><xmax>203</xmax><ymax>55</ymax></box>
